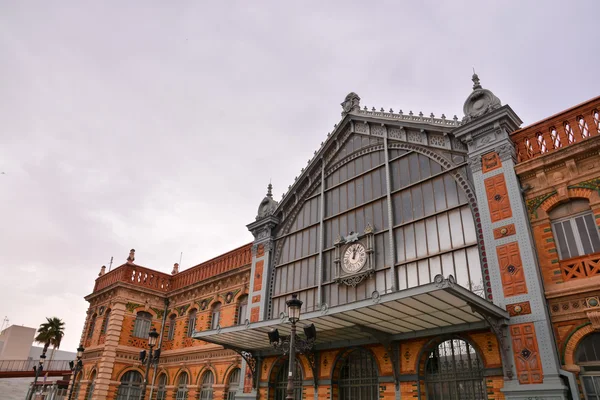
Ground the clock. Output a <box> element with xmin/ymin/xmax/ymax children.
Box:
<box><xmin>342</xmin><ymin>242</ymin><xmax>367</xmax><ymax>273</ymax></box>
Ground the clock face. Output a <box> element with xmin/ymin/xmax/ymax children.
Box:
<box><xmin>342</xmin><ymin>243</ymin><xmax>367</xmax><ymax>273</ymax></box>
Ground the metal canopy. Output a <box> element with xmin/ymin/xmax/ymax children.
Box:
<box><xmin>192</xmin><ymin>279</ymin><xmax>508</xmax><ymax>354</ymax></box>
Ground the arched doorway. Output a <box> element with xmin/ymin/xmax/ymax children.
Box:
<box><xmin>116</xmin><ymin>370</ymin><xmax>143</xmax><ymax>400</ymax></box>
<box><xmin>422</xmin><ymin>338</ymin><xmax>485</xmax><ymax>400</ymax></box>
<box><xmin>272</xmin><ymin>358</ymin><xmax>302</xmax><ymax>400</ymax></box>
<box><xmin>333</xmin><ymin>348</ymin><xmax>379</xmax><ymax>400</ymax></box>
<box><xmin>576</xmin><ymin>332</ymin><xmax>600</xmax><ymax>399</ymax></box>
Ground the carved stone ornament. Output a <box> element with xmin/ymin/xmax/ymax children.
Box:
<box><xmin>468</xmin><ymin>155</ymin><xmax>483</xmax><ymax>173</ymax></box>
<box><xmin>588</xmin><ymin>310</ymin><xmax>600</xmax><ymax>331</ymax></box>
<box><xmin>462</xmin><ymin>73</ymin><xmax>502</xmax><ymax>124</ymax></box>
<box><xmin>333</xmin><ymin>224</ymin><xmax>375</xmax><ymax>287</ymax></box>
<box><xmin>341</xmin><ymin>92</ymin><xmax>361</xmax><ymax>116</ymax></box>
<box><xmin>256</xmin><ymin>183</ymin><xmax>278</xmax><ymax>220</ymax></box>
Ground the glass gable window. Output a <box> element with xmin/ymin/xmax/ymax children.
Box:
<box><xmin>132</xmin><ymin>312</ymin><xmax>152</xmax><ymax>338</ymax></box>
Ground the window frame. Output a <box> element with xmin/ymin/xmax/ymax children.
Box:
<box><xmin>211</xmin><ymin>303</ymin><xmax>222</xmax><ymax>330</ymax></box>
<box><xmin>551</xmin><ymin>210</ymin><xmax>600</xmax><ymax>260</ymax></box>
<box><xmin>187</xmin><ymin>310</ymin><xmax>197</xmax><ymax>337</ymax></box>
<box><xmin>237</xmin><ymin>296</ymin><xmax>248</xmax><ymax>325</ymax></box>
<box><xmin>167</xmin><ymin>314</ymin><xmax>176</xmax><ymax>340</ymax></box>
<box><xmin>132</xmin><ymin>312</ymin><xmax>153</xmax><ymax>339</ymax></box>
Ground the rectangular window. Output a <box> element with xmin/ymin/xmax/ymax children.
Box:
<box><xmin>552</xmin><ymin>211</ymin><xmax>600</xmax><ymax>260</ymax></box>
<box><xmin>167</xmin><ymin>318</ymin><xmax>176</xmax><ymax>340</ymax></box>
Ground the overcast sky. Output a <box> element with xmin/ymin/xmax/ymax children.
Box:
<box><xmin>1</xmin><ymin>1</ymin><xmax>598</xmax><ymax>353</ymax></box>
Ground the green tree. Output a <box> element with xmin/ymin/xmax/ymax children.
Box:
<box><xmin>34</xmin><ymin>317</ymin><xmax>65</xmax><ymax>366</ymax></box>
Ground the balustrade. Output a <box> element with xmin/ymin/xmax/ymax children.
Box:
<box><xmin>93</xmin><ymin>245</ymin><xmax>252</xmax><ymax>293</ymax></box>
<box><xmin>560</xmin><ymin>253</ymin><xmax>600</xmax><ymax>282</ymax></box>
<box><xmin>511</xmin><ymin>96</ymin><xmax>600</xmax><ymax>162</ymax></box>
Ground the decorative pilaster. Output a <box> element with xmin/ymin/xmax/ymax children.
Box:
<box><xmin>453</xmin><ymin>74</ymin><xmax>568</xmax><ymax>400</ymax></box>
<box><xmin>90</xmin><ymin>302</ymin><xmax>126</xmax><ymax>400</ymax></box>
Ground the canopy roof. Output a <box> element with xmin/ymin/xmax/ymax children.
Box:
<box><xmin>193</xmin><ymin>278</ymin><xmax>508</xmax><ymax>354</ymax></box>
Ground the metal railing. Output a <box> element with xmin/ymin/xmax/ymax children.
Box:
<box><xmin>0</xmin><ymin>359</ymin><xmax>71</xmax><ymax>372</ymax></box>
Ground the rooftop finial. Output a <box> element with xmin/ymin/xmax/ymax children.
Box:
<box><xmin>127</xmin><ymin>249</ymin><xmax>135</xmax><ymax>263</ymax></box>
<box><xmin>472</xmin><ymin>68</ymin><xmax>482</xmax><ymax>90</ymax></box>
<box><xmin>267</xmin><ymin>182</ymin><xmax>273</xmax><ymax>198</ymax></box>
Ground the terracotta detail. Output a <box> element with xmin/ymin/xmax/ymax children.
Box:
<box><xmin>257</xmin><ymin>244</ymin><xmax>265</xmax><ymax>258</ymax></box>
<box><xmin>511</xmin><ymin>96</ymin><xmax>600</xmax><ymax>162</ymax></box>
<box><xmin>253</xmin><ymin>260</ymin><xmax>264</xmax><ymax>292</ymax></box>
<box><xmin>496</xmin><ymin>242</ymin><xmax>528</xmax><ymax>297</ymax></box>
<box><xmin>252</xmin><ymin>295</ymin><xmax>261</xmax><ymax>304</ymax></box>
<box><xmin>249</xmin><ymin>307</ymin><xmax>259</xmax><ymax>323</ymax></box>
<box><xmin>482</xmin><ymin>151</ymin><xmax>502</xmax><ymax>173</ymax></box>
<box><xmin>559</xmin><ymin>253</ymin><xmax>600</xmax><ymax>281</ymax></box>
<box><xmin>485</xmin><ymin>174</ymin><xmax>512</xmax><ymax>222</ymax></box>
<box><xmin>493</xmin><ymin>223</ymin><xmax>516</xmax><ymax>239</ymax></box>
<box><xmin>506</xmin><ymin>301</ymin><xmax>532</xmax><ymax>317</ymax></box>
<box><xmin>93</xmin><ymin>243</ymin><xmax>252</xmax><ymax>293</ymax></box>
<box><xmin>511</xmin><ymin>323</ymin><xmax>543</xmax><ymax>384</ymax></box>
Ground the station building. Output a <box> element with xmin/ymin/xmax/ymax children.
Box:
<box><xmin>77</xmin><ymin>78</ymin><xmax>600</xmax><ymax>400</ymax></box>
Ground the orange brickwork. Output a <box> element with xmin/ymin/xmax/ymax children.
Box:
<box><xmin>496</xmin><ymin>242</ymin><xmax>528</xmax><ymax>297</ymax></box>
<box><xmin>484</xmin><ymin>174</ymin><xmax>512</xmax><ymax>222</ymax></box>
<box><xmin>510</xmin><ymin>323</ymin><xmax>543</xmax><ymax>384</ymax></box>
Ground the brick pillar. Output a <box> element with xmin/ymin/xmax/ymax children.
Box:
<box><xmin>454</xmin><ymin>87</ymin><xmax>568</xmax><ymax>399</ymax></box>
<box><xmin>91</xmin><ymin>301</ymin><xmax>126</xmax><ymax>400</ymax></box>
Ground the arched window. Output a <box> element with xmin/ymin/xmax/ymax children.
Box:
<box><xmin>550</xmin><ymin>199</ymin><xmax>600</xmax><ymax>260</ymax></box>
<box><xmin>200</xmin><ymin>370</ymin><xmax>215</xmax><ymax>400</ymax></box>
<box><xmin>226</xmin><ymin>368</ymin><xmax>241</xmax><ymax>400</ymax></box>
<box><xmin>335</xmin><ymin>348</ymin><xmax>378</xmax><ymax>400</ymax></box>
<box><xmin>187</xmin><ymin>310</ymin><xmax>197</xmax><ymax>337</ymax></box>
<box><xmin>576</xmin><ymin>332</ymin><xmax>600</xmax><ymax>398</ymax></box>
<box><xmin>85</xmin><ymin>370</ymin><xmax>96</xmax><ymax>400</ymax></box>
<box><xmin>211</xmin><ymin>303</ymin><xmax>222</xmax><ymax>330</ymax></box>
<box><xmin>237</xmin><ymin>296</ymin><xmax>248</xmax><ymax>325</ymax></box>
<box><xmin>133</xmin><ymin>312</ymin><xmax>152</xmax><ymax>338</ymax></box>
<box><xmin>116</xmin><ymin>370</ymin><xmax>143</xmax><ymax>400</ymax></box>
<box><xmin>87</xmin><ymin>314</ymin><xmax>97</xmax><ymax>338</ymax></box>
<box><xmin>156</xmin><ymin>373</ymin><xmax>168</xmax><ymax>400</ymax></box>
<box><xmin>274</xmin><ymin>359</ymin><xmax>302</xmax><ymax>400</ymax></box>
<box><xmin>167</xmin><ymin>314</ymin><xmax>176</xmax><ymax>340</ymax></box>
<box><xmin>424</xmin><ymin>338</ymin><xmax>485</xmax><ymax>400</ymax></box>
<box><xmin>100</xmin><ymin>309</ymin><xmax>111</xmax><ymax>334</ymax></box>
<box><xmin>72</xmin><ymin>371</ymin><xmax>83</xmax><ymax>400</ymax></box>
<box><xmin>176</xmin><ymin>371</ymin><xmax>189</xmax><ymax>400</ymax></box>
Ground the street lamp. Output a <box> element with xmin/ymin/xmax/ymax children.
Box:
<box><xmin>140</xmin><ymin>327</ymin><xmax>160</xmax><ymax>400</ymax></box>
<box><xmin>26</xmin><ymin>353</ymin><xmax>46</xmax><ymax>400</ymax></box>
<box><xmin>285</xmin><ymin>294</ymin><xmax>302</xmax><ymax>400</ymax></box>
<box><xmin>267</xmin><ymin>294</ymin><xmax>316</xmax><ymax>400</ymax></box>
<box><xmin>67</xmin><ymin>344</ymin><xmax>85</xmax><ymax>400</ymax></box>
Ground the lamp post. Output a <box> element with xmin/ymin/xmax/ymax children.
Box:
<box><xmin>26</xmin><ymin>353</ymin><xmax>46</xmax><ymax>400</ymax></box>
<box><xmin>267</xmin><ymin>294</ymin><xmax>316</xmax><ymax>400</ymax></box>
<box><xmin>285</xmin><ymin>295</ymin><xmax>302</xmax><ymax>400</ymax></box>
<box><xmin>139</xmin><ymin>327</ymin><xmax>160</xmax><ymax>400</ymax></box>
<box><xmin>67</xmin><ymin>344</ymin><xmax>85</xmax><ymax>400</ymax></box>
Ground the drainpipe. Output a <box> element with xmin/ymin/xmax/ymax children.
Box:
<box><xmin>148</xmin><ymin>298</ymin><xmax>170</xmax><ymax>400</ymax></box>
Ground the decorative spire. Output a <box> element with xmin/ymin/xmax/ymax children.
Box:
<box><xmin>266</xmin><ymin>182</ymin><xmax>273</xmax><ymax>198</ymax></box>
<box><xmin>472</xmin><ymin>68</ymin><xmax>482</xmax><ymax>90</ymax></box>
<box><xmin>99</xmin><ymin>265</ymin><xmax>106</xmax><ymax>277</ymax></box>
<box><xmin>172</xmin><ymin>263</ymin><xmax>179</xmax><ymax>275</ymax></box>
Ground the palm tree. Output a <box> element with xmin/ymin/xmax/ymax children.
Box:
<box><xmin>34</xmin><ymin>317</ymin><xmax>66</xmax><ymax>369</ymax></box>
